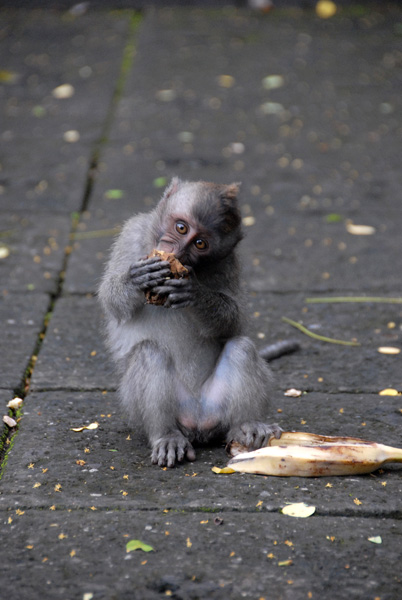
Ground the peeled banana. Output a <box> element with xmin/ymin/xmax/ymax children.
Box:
<box><xmin>228</xmin><ymin>431</ymin><xmax>402</xmax><ymax>477</ymax></box>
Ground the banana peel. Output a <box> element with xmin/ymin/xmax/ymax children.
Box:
<box><xmin>227</xmin><ymin>431</ymin><xmax>402</xmax><ymax>477</ymax></box>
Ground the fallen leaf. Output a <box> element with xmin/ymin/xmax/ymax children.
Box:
<box><xmin>217</xmin><ymin>74</ymin><xmax>235</xmax><ymax>88</ymax></box>
<box><xmin>0</xmin><ymin>69</ymin><xmax>19</xmax><ymax>83</ymax></box>
<box><xmin>242</xmin><ymin>216</ymin><xmax>255</xmax><ymax>227</ymax></box>
<box><xmin>71</xmin><ymin>422</ymin><xmax>99</xmax><ymax>432</ymax></box>
<box><xmin>316</xmin><ymin>0</ymin><xmax>337</xmax><ymax>19</ymax></box>
<box><xmin>325</xmin><ymin>213</ymin><xmax>343</xmax><ymax>223</ymax></box>
<box><xmin>260</xmin><ymin>102</ymin><xmax>284</xmax><ymax>115</ymax></box>
<box><xmin>3</xmin><ymin>415</ymin><xmax>17</xmax><ymax>428</ymax></box>
<box><xmin>52</xmin><ymin>83</ymin><xmax>75</xmax><ymax>99</ymax></box>
<box><xmin>345</xmin><ymin>221</ymin><xmax>376</xmax><ymax>236</ymax></box>
<box><xmin>63</xmin><ymin>130</ymin><xmax>80</xmax><ymax>143</ymax></box>
<box><xmin>377</xmin><ymin>347</ymin><xmax>400</xmax><ymax>355</ymax></box>
<box><xmin>7</xmin><ymin>397</ymin><xmax>23</xmax><ymax>410</ymax></box>
<box><xmin>368</xmin><ymin>536</ymin><xmax>382</xmax><ymax>544</ymax></box>
<box><xmin>126</xmin><ymin>540</ymin><xmax>154</xmax><ymax>553</ymax></box>
<box><xmin>211</xmin><ymin>466</ymin><xmax>236</xmax><ymax>474</ymax></box>
<box><xmin>282</xmin><ymin>503</ymin><xmax>316</xmax><ymax>518</ymax></box>
<box><xmin>153</xmin><ymin>177</ymin><xmax>168</xmax><ymax>188</ymax></box>
<box><xmin>105</xmin><ymin>189</ymin><xmax>124</xmax><ymax>200</ymax></box>
<box><xmin>353</xmin><ymin>498</ymin><xmax>362</xmax><ymax>506</ymax></box>
<box><xmin>379</xmin><ymin>388</ymin><xmax>401</xmax><ymax>396</ymax></box>
<box><xmin>284</xmin><ymin>389</ymin><xmax>302</xmax><ymax>397</ymax></box>
<box><xmin>262</xmin><ymin>75</ymin><xmax>284</xmax><ymax>90</ymax></box>
<box><xmin>156</xmin><ymin>89</ymin><xmax>177</xmax><ymax>102</ymax></box>
<box><xmin>278</xmin><ymin>559</ymin><xmax>293</xmax><ymax>567</ymax></box>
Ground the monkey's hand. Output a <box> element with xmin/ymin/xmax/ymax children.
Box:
<box><xmin>151</xmin><ymin>432</ymin><xmax>196</xmax><ymax>468</ymax></box>
<box><xmin>129</xmin><ymin>256</ymin><xmax>171</xmax><ymax>292</ymax></box>
<box><xmin>152</xmin><ymin>275</ymin><xmax>197</xmax><ymax>309</ymax></box>
<box><xmin>227</xmin><ymin>422</ymin><xmax>283</xmax><ymax>451</ymax></box>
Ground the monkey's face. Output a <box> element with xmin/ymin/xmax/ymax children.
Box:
<box><xmin>157</xmin><ymin>213</ymin><xmax>212</xmax><ymax>267</ymax></box>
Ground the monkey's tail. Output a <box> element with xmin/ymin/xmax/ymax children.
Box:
<box><xmin>259</xmin><ymin>340</ymin><xmax>300</xmax><ymax>362</ymax></box>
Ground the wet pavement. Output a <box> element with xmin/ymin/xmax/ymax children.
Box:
<box><xmin>1</xmin><ymin>4</ymin><xmax>402</xmax><ymax>599</ymax></box>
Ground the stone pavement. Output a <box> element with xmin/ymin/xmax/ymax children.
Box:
<box><xmin>1</xmin><ymin>4</ymin><xmax>402</xmax><ymax>599</ymax></box>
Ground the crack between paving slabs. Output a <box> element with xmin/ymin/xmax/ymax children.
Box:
<box><xmin>0</xmin><ymin>12</ymin><xmax>141</xmax><ymax>476</ymax></box>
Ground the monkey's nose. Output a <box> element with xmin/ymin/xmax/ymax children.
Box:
<box><xmin>156</xmin><ymin>241</ymin><xmax>175</xmax><ymax>254</ymax></box>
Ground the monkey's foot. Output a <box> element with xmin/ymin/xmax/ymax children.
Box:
<box><xmin>227</xmin><ymin>421</ymin><xmax>282</xmax><ymax>451</ymax></box>
<box><xmin>151</xmin><ymin>432</ymin><xmax>196</xmax><ymax>468</ymax></box>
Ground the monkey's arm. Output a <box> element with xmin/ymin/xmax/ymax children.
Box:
<box><xmin>153</xmin><ymin>273</ymin><xmax>242</xmax><ymax>340</ymax></box>
<box><xmin>98</xmin><ymin>214</ymin><xmax>170</xmax><ymax>321</ymax></box>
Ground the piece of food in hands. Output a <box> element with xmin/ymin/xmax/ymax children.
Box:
<box><xmin>228</xmin><ymin>431</ymin><xmax>402</xmax><ymax>477</ymax></box>
<box><xmin>145</xmin><ymin>249</ymin><xmax>189</xmax><ymax>305</ymax></box>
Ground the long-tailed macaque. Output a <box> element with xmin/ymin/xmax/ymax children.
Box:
<box><xmin>99</xmin><ymin>178</ymin><xmax>297</xmax><ymax>467</ymax></box>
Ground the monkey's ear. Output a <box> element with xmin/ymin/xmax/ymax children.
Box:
<box><xmin>164</xmin><ymin>176</ymin><xmax>182</xmax><ymax>199</ymax></box>
<box><xmin>220</xmin><ymin>182</ymin><xmax>242</xmax><ymax>202</ymax></box>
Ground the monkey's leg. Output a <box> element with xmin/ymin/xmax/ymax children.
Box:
<box><xmin>121</xmin><ymin>340</ymin><xmax>196</xmax><ymax>467</ymax></box>
<box><xmin>200</xmin><ymin>336</ymin><xmax>282</xmax><ymax>449</ymax></box>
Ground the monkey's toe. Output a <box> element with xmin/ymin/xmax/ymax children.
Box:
<box><xmin>151</xmin><ymin>433</ymin><xmax>196</xmax><ymax>468</ymax></box>
<box><xmin>228</xmin><ymin>421</ymin><xmax>283</xmax><ymax>450</ymax></box>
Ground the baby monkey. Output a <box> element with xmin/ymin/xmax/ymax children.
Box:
<box><xmin>99</xmin><ymin>178</ymin><xmax>295</xmax><ymax>467</ymax></box>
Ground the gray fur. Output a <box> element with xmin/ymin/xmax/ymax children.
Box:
<box><xmin>98</xmin><ymin>178</ymin><xmax>281</xmax><ymax>467</ymax></box>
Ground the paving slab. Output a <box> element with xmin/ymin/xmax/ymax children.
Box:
<box><xmin>30</xmin><ymin>293</ymin><xmax>402</xmax><ymax>394</ymax></box>
<box><xmin>0</xmin><ymin>292</ymin><xmax>50</xmax><ymax>390</ymax></box>
<box><xmin>0</xmin><ymin>211</ymin><xmax>71</xmax><ymax>294</ymax></box>
<box><xmin>0</xmin><ymin>9</ymin><xmax>131</xmax><ymax>212</ymax></box>
<box><xmin>1</xmin><ymin>509</ymin><xmax>401</xmax><ymax>600</ymax></box>
<box><xmin>30</xmin><ymin>295</ymin><xmax>113</xmax><ymax>392</ymax></box>
<box><xmin>1</xmin><ymin>391</ymin><xmax>401</xmax><ymax>514</ymax></box>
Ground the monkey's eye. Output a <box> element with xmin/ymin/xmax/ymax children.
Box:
<box><xmin>175</xmin><ymin>222</ymin><xmax>188</xmax><ymax>235</ymax></box>
<box><xmin>194</xmin><ymin>239</ymin><xmax>207</xmax><ymax>250</ymax></box>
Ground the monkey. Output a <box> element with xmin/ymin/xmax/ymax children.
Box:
<box><xmin>98</xmin><ymin>177</ymin><xmax>298</xmax><ymax>467</ymax></box>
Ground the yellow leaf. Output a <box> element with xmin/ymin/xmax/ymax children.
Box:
<box><xmin>211</xmin><ymin>466</ymin><xmax>236</xmax><ymax>474</ymax></box>
<box><xmin>71</xmin><ymin>422</ymin><xmax>99</xmax><ymax>432</ymax></box>
<box><xmin>316</xmin><ymin>1</ymin><xmax>337</xmax><ymax>19</ymax></box>
<box><xmin>217</xmin><ymin>75</ymin><xmax>235</xmax><ymax>88</ymax></box>
<box><xmin>278</xmin><ymin>559</ymin><xmax>293</xmax><ymax>567</ymax></box>
<box><xmin>0</xmin><ymin>70</ymin><xmax>19</xmax><ymax>83</ymax></box>
<box><xmin>282</xmin><ymin>503</ymin><xmax>316</xmax><ymax>518</ymax></box>
<box><xmin>379</xmin><ymin>388</ymin><xmax>400</xmax><ymax>396</ymax></box>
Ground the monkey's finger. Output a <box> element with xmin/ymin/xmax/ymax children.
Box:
<box><xmin>130</xmin><ymin>260</ymin><xmax>170</xmax><ymax>277</ymax></box>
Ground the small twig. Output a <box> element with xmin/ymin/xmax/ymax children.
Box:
<box><xmin>282</xmin><ymin>317</ymin><xmax>360</xmax><ymax>346</ymax></box>
<box><xmin>0</xmin><ymin>229</ymin><xmax>16</xmax><ymax>239</ymax></box>
<box><xmin>70</xmin><ymin>227</ymin><xmax>121</xmax><ymax>241</ymax></box>
<box><xmin>305</xmin><ymin>297</ymin><xmax>402</xmax><ymax>304</ymax></box>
